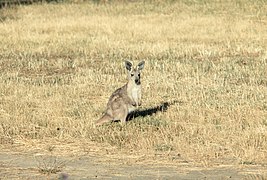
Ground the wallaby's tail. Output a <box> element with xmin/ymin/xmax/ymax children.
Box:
<box><xmin>95</xmin><ymin>113</ymin><xmax>113</xmax><ymax>126</ymax></box>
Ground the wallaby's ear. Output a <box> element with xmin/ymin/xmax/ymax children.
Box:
<box><xmin>137</xmin><ymin>61</ymin><xmax>145</xmax><ymax>70</ymax></box>
<box><xmin>125</xmin><ymin>60</ymin><xmax>132</xmax><ymax>71</ymax></box>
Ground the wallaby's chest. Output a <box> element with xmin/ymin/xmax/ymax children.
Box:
<box><xmin>130</xmin><ymin>85</ymin><xmax>140</xmax><ymax>101</ymax></box>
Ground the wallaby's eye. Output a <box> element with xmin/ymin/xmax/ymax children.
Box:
<box><xmin>138</xmin><ymin>73</ymin><xmax>140</xmax><ymax>77</ymax></box>
<box><xmin>131</xmin><ymin>73</ymin><xmax>134</xmax><ymax>77</ymax></box>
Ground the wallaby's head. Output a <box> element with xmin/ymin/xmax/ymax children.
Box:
<box><xmin>125</xmin><ymin>60</ymin><xmax>145</xmax><ymax>85</ymax></box>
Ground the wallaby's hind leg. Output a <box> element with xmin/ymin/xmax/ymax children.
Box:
<box><xmin>95</xmin><ymin>113</ymin><xmax>113</xmax><ymax>126</ymax></box>
<box><xmin>113</xmin><ymin>107</ymin><xmax>128</xmax><ymax>124</ymax></box>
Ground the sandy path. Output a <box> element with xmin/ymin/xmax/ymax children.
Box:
<box><xmin>0</xmin><ymin>151</ymin><xmax>266</xmax><ymax>179</ymax></box>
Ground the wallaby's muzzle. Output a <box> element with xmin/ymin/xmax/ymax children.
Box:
<box><xmin>135</xmin><ymin>78</ymin><xmax>141</xmax><ymax>85</ymax></box>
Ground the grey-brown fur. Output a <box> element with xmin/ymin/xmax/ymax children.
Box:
<box><xmin>95</xmin><ymin>60</ymin><xmax>145</xmax><ymax>126</ymax></box>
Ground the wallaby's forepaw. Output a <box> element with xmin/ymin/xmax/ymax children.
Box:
<box><xmin>132</xmin><ymin>102</ymin><xmax>141</xmax><ymax>107</ymax></box>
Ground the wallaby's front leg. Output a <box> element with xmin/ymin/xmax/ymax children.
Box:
<box><xmin>138</xmin><ymin>92</ymin><xmax>142</xmax><ymax>106</ymax></box>
<box><xmin>125</xmin><ymin>96</ymin><xmax>138</xmax><ymax>107</ymax></box>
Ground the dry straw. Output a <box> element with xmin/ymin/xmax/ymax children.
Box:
<box><xmin>0</xmin><ymin>0</ymin><xmax>267</xmax><ymax>166</ymax></box>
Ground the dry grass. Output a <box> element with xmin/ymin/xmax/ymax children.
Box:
<box><xmin>0</xmin><ymin>0</ymin><xmax>267</xmax><ymax>167</ymax></box>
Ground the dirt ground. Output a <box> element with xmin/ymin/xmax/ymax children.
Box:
<box><xmin>0</xmin><ymin>139</ymin><xmax>266</xmax><ymax>180</ymax></box>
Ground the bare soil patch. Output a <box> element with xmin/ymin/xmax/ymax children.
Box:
<box><xmin>0</xmin><ymin>139</ymin><xmax>266</xmax><ymax>179</ymax></box>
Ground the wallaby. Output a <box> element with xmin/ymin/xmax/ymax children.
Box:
<box><xmin>95</xmin><ymin>60</ymin><xmax>145</xmax><ymax>126</ymax></box>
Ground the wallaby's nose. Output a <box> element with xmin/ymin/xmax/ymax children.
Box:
<box><xmin>135</xmin><ymin>79</ymin><xmax>140</xmax><ymax>85</ymax></box>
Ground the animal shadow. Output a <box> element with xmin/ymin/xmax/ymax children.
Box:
<box><xmin>127</xmin><ymin>100</ymin><xmax>181</xmax><ymax>121</ymax></box>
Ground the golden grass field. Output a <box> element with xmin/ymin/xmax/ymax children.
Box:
<box><xmin>0</xmin><ymin>0</ymin><xmax>267</xmax><ymax>177</ymax></box>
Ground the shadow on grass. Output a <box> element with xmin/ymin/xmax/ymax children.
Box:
<box><xmin>126</xmin><ymin>100</ymin><xmax>182</xmax><ymax>121</ymax></box>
